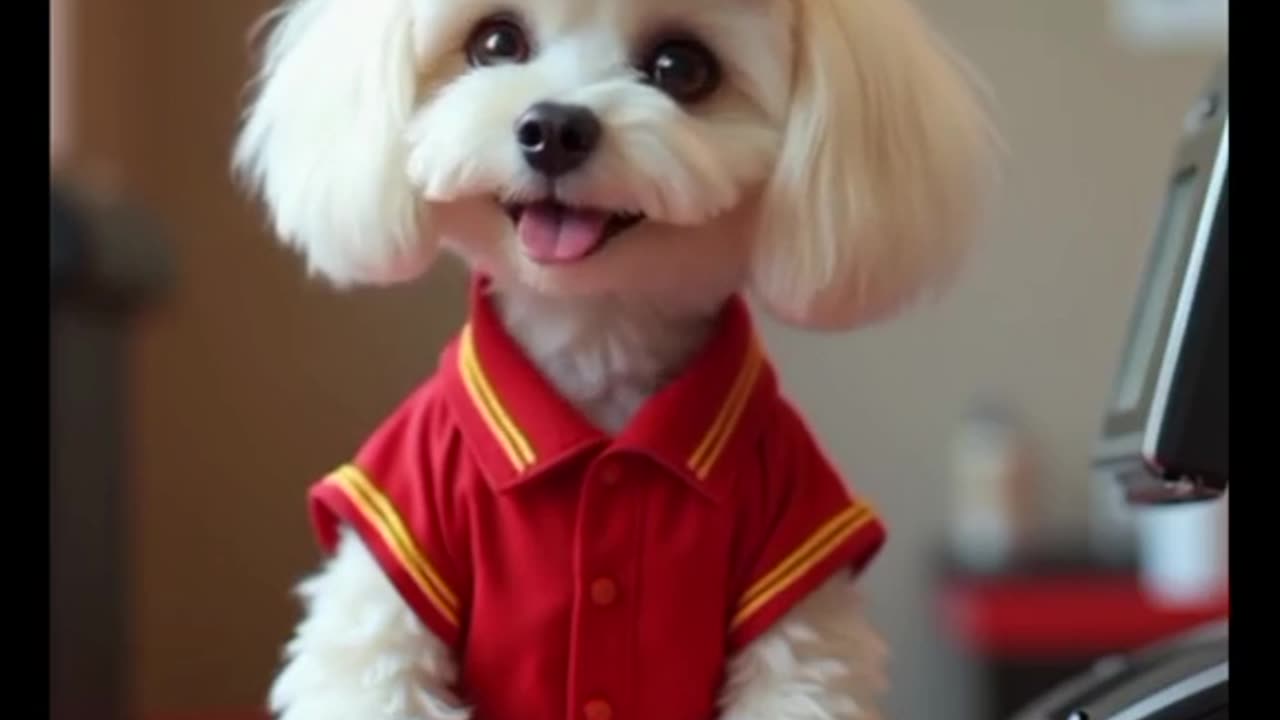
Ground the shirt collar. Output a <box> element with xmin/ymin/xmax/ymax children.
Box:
<box><xmin>442</xmin><ymin>275</ymin><xmax>777</xmax><ymax>503</ymax></box>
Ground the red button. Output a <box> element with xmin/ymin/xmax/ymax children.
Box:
<box><xmin>584</xmin><ymin>699</ymin><xmax>613</xmax><ymax>720</ymax></box>
<box><xmin>590</xmin><ymin>578</ymin><xmax>618</xmax><ymax>606</ymax></box>
<box><xmin>600</xmin><ymin>465</ymin><xmax>622</xmax><ymax>485</ymax></box>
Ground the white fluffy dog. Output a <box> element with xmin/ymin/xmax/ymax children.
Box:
<box><xmin>233</xmin><ymin>0</ymin><xmax>994</xmax><ymax>718</ymax></box>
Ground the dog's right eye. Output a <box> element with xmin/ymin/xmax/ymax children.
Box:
<box><xmin>465</xmin><ymin>16</ymin><xmax>531</xmax><ymax>67</ymax></box>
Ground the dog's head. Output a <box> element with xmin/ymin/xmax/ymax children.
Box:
<box><xmin>234</xmin><ymin>0</ymin><xmax>995</xmax><ymax>328</ymax></box>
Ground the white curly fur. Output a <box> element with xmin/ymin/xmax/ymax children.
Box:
<box><xmin>235</xmin><ymin>0</ymin><xmax>994</xmax><ymax>717</ymax></box>
<box><xmin>719</xmin><ymin>576</ymin><xmax>889</xmax><ymax>720</ymax></box>
<box><xmin>270</xmin><ymin>531</ymin><xmax>470</xmax><ymax>720</ymax></box>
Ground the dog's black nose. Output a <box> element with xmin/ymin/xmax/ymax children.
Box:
<box><xmin>515</xmin><ymin>102</ymin><xmax>601</xmax><ymax>177</ymax></box>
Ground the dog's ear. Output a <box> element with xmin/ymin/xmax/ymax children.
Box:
<box><xmin>233</xmin><ymin>0</ymin><xmax>435</xmax><ymax>287</ymax></box>
<box><xmin>749</xmin><ymin>0</ymin><xmax>997</xmax><ymax>330</ymax></box>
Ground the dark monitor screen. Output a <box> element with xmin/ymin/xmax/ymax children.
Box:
<box><xmin>1110</xmin><ymin>168</ymin><xmax>1201</xmax><ymax>416</ymax></box>
<box><xmin>1093</xmin><ymin>60</ymin><xmax>1228</xmax><ymax>504</ymax></box>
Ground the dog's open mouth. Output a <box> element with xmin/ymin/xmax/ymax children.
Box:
<box><xmin>503</xmin><ymin>200</ymin><xmax>644</xmax><ymax>264</ymax></box>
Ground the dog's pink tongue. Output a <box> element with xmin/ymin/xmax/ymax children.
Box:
<box><xmin>518</xmin><ymin>204</ymin><xmax>611</xmax><ymax>263</ymax></box>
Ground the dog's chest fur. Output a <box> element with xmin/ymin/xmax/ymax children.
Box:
<box><xmin>493</xmin><ymin>286</ymin><xmax>719</xmax><ymax>434</ymax></box>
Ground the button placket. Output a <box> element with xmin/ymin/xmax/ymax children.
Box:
<box><xmin>569</xmin><ymin>455</ymin><xmax>640</xmax><ymax>720</ymax></box>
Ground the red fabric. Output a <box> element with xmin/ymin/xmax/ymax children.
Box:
<box><xmin>308</xmin><ymin>275</ymin><xmax>887</xmax><ymax>720</ymax></box>
<box><xmin>940</xmin><ymin>575</ymin><xmax>1229</xmax><ymax>658</ymax></box>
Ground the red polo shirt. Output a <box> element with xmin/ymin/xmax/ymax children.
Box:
<box><xmin>308</xmin><ymin>278</ymin><xmax>887</xmax><ymax>720</ymax></box>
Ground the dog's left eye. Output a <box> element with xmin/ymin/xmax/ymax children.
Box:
<box><xmin>466</xmin><ymin>16</ymin><xmax>531</xmax><ymax>66</ymax></box>
<box><xmin>641</xmin><ymin>38</ymin><xmax>721</xmax><ymax>104</ymax></box>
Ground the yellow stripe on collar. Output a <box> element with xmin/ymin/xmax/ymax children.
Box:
<box><xmin>688</xmin><ymin>339</ymin><xmax>763</xmax><ymax>479</ymax></box>
<box><xmin>459</xmin><ymin>324</ymin><xmax>537</xmax><ymax>471</ymax></box>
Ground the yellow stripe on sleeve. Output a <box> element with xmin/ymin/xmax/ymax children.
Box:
<box><xmin>329</xmin><ymin>465</ymin><xmax>460</xmax><ymax>625</ymax></box>
<box><xmin>731</xmin><ymin>504</ymin><xmax>876</xmax><ymax>630</ymax></box>
<box><xmin>458</xmin><ymin>324</ymin><xmax>537</xmax><ymax>470</ymax></box>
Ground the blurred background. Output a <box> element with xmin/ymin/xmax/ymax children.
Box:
<box><xmin>49</xmin><ymin>1</ymin><xmax>1227</xmax><ymax>719</ymax></box>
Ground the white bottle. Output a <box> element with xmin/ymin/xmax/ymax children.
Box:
<box><xmin>1134</xmin><ymin>491</ymin><xmax>1228</xmax><ymax>607</ymax></box>
<box><xmin>947</xmin><ymin>400</ymin><xmax>1036</xmax><ymax>569</ymax></box>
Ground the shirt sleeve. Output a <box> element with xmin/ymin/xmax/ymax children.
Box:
<box><xmin>307</xmin><ymin>383</ymin><xmax>469</xmax><ymax>648</ymax></box>
<box><xmin>727</xmin><ymin>402</ymin><xmax>887</xmax><ymax>653</ymax></box>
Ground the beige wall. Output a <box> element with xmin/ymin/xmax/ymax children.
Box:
<box><xmin>63</xmin><ymin>0</ymin><xmax>1218</xmax><ymax>716</ymax></box>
